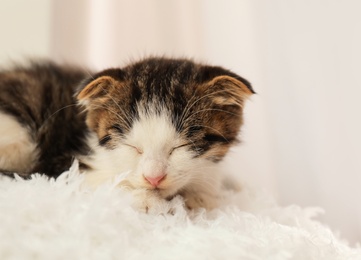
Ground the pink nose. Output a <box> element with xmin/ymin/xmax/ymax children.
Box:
<box><xmin>144</xmin><ymin>175</ymin><xmax>166</xmax><ymax>187</ymax></box>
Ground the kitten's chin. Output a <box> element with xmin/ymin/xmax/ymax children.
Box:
<box><xmin>130</xmin><ymin>182</ymin><xmax>182</xmax><ymax>199</ymax></box>
<box><xmin>156</xmin><ymin>186</ymin><xmax>181</xmax><ymax>199</ymax></box>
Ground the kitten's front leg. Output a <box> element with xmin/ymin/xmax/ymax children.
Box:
<box><xmin>180</xmin><ymin>170</ymin><xmax>222</xmax><ymax>210</ymax></box>
<box><xmin>181</xmin><ymin>188</ymin><xmax>220</xmax><ymax>210</ymax></box>
<box><xmin>131</xmin><ymin>189</ymin><xmax>171</xmax><ymax>214</ymax></box>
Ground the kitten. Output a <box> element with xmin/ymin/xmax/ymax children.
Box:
<box><xmin>0</xmin><ymin>57</ymin><xmax>254</xmax><ymax>211</ymax></box>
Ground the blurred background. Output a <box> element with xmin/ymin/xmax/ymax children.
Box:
<box><xmin>0</xmin><ymin>0</ymin><xmax>360</xmax><ymax>244</ymax></box>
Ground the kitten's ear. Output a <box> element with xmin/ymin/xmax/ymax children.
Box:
<box><xmin>204</xmin><ymin>74</ymin><xmax>254</xmax><ymax>107</ymax></box>
<box><xmin>77</xmin><ymin>76</ymin><xmax>116</xmax><ymax>103</ymax></box>
<box><xmin>77</xmin><ymin>68</ymin><xmax>125</xmax><ymax>105</ymax></box>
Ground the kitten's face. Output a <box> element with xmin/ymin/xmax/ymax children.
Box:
<box><xmin>77</xmin><ymin>58</ymin><xmax>253</xmax><ymax>197</ymax></box>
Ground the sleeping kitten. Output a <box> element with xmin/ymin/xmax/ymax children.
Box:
<box><xmin>0</xmin><ymin>57</ymin><xmax>254</xmax><ymax>211</ymax></box>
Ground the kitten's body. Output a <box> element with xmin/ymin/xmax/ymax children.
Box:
<box><xmin>0</xmin><ymin>58</ymin><xmax>254</xmax><ymax>211</ymax></box>
<box><xmin>0</xmin><ymin>63</ymin><xmax>89</xmax><ymax>176</ymax></box>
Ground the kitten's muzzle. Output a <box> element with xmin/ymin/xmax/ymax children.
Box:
<box><xmin>144</xmin><ymin>174</ymin><xmax>166</xmax><ymax>187</ymax></box>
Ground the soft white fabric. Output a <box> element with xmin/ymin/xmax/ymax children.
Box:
<box><xmin>0</xmin><ymin>162</ymin><xmax>360</xmax><ymax>260</ymax></box>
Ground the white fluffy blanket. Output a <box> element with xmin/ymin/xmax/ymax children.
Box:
<box><xmin>0</xmin><ymin>162</ymin><xmax>360</xmax><ymax>260</ymax></box>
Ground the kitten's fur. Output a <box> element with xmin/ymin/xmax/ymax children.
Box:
<box><xmin>0</xmin><ymin>58</ymin><xmax>254</xmax><ymax>211</ymax></box>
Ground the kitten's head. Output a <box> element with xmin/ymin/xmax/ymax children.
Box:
<box><xmin>77</xmin><ymin>58</ymin><xmax>254</xmax><ymax>197</ymax></box>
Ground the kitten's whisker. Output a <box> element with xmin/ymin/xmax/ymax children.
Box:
<box><xmin>99</xmin><ymin>85</ymin><xmax>134</xmax><ymax>128</ymax></box>
<box><xmin>187</xmin><ymin>178</ymin><xmax>218</xmax><ymax>191</ymax></box>
<box><xmin>179</xmin><ymin>89</ymin><xmax>236</xmax><ymax>129</ymax></box>
<box><xmin>90</xmin><ymin>104</ymin><xmax>131</xmax><ymax>131</ymax></box>
<box><xmin>186</xmin><ymin>108</ymin><xmax>241</xmax><ymax>119</ymax></box>
<box><xmin>40</xmin><ymin>103</ymin><xmax>79</xmax><ymax>129</ymax></box>
<box><xmin>82</xmin><ymin>67</ymin><xmax>94</xmax><ymax>80</ymax></box>
<box><xmin>167</xmin><ymin>165</ymin><xmax>218</xmax><ymax>190</ymax></box>
<box><xmin>177</xmin><ymin>90</ymin><xmax>199</xmax><ymax>129</ymax></box>
<box><xmin>48</xmin><ymin>104</ymin><xmax>78</xmax><ymax>119</ymax></box>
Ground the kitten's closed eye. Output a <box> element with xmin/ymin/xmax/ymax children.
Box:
<box><xmin>169</xmin><ymin>143</ymin><xmax>191</xmax><ymax>155</ymax></box>
<box><xmin>124</xmin><ymin>143</ymin><xmax>143</xmax><ymax>154</ymax></box>
<box><xmin>123</xmin><ymin>143</ymin><xmax>190</xmax><ymax>156</ymax></box>
<box><xmin>99</xmin><ymin>135</ymin><xmax>112</xmax><ymax>146</ymax></box>
<box><xmin>203</xmin><ymin>134</ymin><xmax>230</xmax><ymax>143</ymax></box>
<box><xmin>98</xmin><ymin>124</ymin><xmax>125</xmax><ymax>147</ymax></box>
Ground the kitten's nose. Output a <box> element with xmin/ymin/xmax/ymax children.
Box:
<box><xmin>144</xmin><ymin>174</ymin><xmax>165</xmax><ymax>187</ymax></box>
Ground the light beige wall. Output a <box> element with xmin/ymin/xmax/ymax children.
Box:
<box><xmin>0</xmin><ymin>0</ymin><xmax>52</xmax><ymax>65</ymax></box>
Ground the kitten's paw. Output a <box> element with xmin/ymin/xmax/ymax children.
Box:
<box><xmin>182</xmin><ymin>191</ymin><xmax>219</xmax><ymax>210</ymax></box>
<box><xmin>131</xmin><ymin>189</ymin><xmax>171</xmax><ymax>214</ymax></box>
<box><xmin>184</xmin><ymin>195</ymin><xmax>208</xmax><ymax>210</ymax></box>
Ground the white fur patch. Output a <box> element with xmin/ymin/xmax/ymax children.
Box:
<box><xmin>82</xmin><ymin>108</ymin><xmax>221</xmax><ymax>203</ymax></box>
<box><xmin>0</xmin><ymin>112</ymin><xmax>38</xmax><ymax>172</ymax></box>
